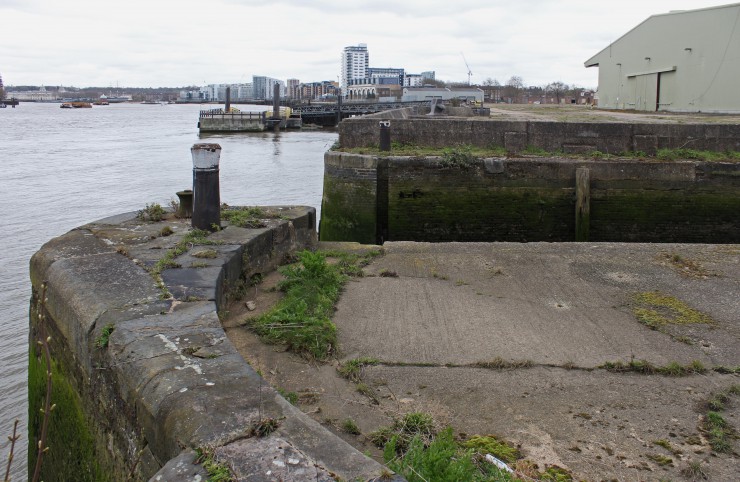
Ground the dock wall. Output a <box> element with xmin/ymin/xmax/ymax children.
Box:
<box><xmin>198</xmin><ymin>113</ymin><xmax>266</xmax><ymax>132</ymax></box>
<box><xmin>28</xmin><ymin>207</ymin><xmax>390</xmax><ymax>481</ymax></box>
<box><xmin>320</xmin><ymin>152</ymin><xmax>740</xmax><ymax>244</ymax></box>
<box><xmin>339</xmin><ymin>114</ymin><xmax>740</xmax><ymax>155</ymax></box>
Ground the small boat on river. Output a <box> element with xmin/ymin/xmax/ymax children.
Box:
<box><xmin>61</xmin><ymin>102</ymin><xmax>92</xmax><ymax>108</ymax></box>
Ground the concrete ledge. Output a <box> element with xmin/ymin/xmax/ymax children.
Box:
<box><xmin>29</xmin><ymin>206</ymin><xmax>392</xmax><ymax>481</ymax></box>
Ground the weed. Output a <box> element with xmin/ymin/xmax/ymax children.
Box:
<box><xmin>522</xmin><ymin>145</ymin><xmax>551</xmax><ymax>156</ymax></box>
<box><xmin>191</xmin><ymin>261</ymin><xmax>208</xmax><ymax>268</ymax></box>
<box><xmin>385</xmin><ymin>428</ymin><xmax>488</xmax><ymax>481</ymax></box>
<box><xmin>137</xmin><ymin>202</ymin><xmax>166</xmax><ymax>222</ymax></box>
<box><xmin>159</xmin><ymin>226</ymin><xmax>174</xmax><ymax>237</ymax></box>
<box><xmin>632</xmin><ymin>291</ymin><xmax>713</xmax><ymax>329</ymax></box>
<box><xmin>169</xmin><ymin>198</ymin><xmax>180</xmax><ymax>217</ymax></box>
<box><xmin>341</xmin><ymin>419</ymin><xmax>361</xmax><ymax>435</ymax></box>
<box><xmin>455</xmin><ymin>279</ymin><xmax>469</xmax><ymax>286</ymax></box>
<box><xmin>277</xmin><ymin>388</ymin><xmax>298</xmax><ymax>405</ymax></box>
<box><xmin>338</xmin><ymin>357</ymin><xmax>380</xmax><ymax>382</ymax></box>
<box><xmin>439</xmin><ymin>145</ymin><xmax>477</xmax><ymax>169</ymax></box>
<box><xmin>95</xmin><ymin>324</ymin><xmax>115</xmax><ymax>349</ymax></box>
<box><xmin>249</xmin><ymin>417</ymin><xmax>281</xmax><ymax>437</ymax></box>
<box><xmin>379</xmin><ymin>269</ymin><xmax>398</xmax><ymax>278</ymax></box>
<box><xmin>221</xmin><ymin>206</ymin><xmax>273</xmax><ymax>228</ymax></box>
<box><xmin>192</xmin><ymin>249</ymin><xmax>218</xmax><ymax>259</ymax></box>
<box><xmin>599</xmin><ymin>359</ymin><xmax>706</xmax><ymax>376</ymax></box>
<box><xmin>680</xmin><ymin>460</ymin><xmax>707</xmax><ymax>481</ymax></box>
<box><xmin>474</xmin><ymin>357</ymin><xmax>533</xmax><ymax>370</ymax></box>
<box><xmin>661</xmin><ymin>252</ymin><xmax>711</xmax><ymax>278</ymax></box>
<box><xmin>195</xmin><ymin>448</ymin><xmax>234</xmax><ymax>482</ymax></box>
<box><xmin>356</xmin><ymin>383</ymin><xmax>379</xmax><ymax>404</ymax></box>
<box><xmin>656</xmin><ymin>148</ymin><xmax>740</xmax><ymax>162</ymax></box>
<box><xmin>370</xmin><ymin>412</ymin><xmax>438</xmax><ymax>454</ymax></box>
<box><xmin>702</xmin><ymin>384</ymin><xmax>739</xmax><ymax>454</ymax></box>
<box><xmin>251</xmin><ymin>251</ymin><xmax>343</xmax><ymax>360</ymax></box>
<box><xmin>462</xmin><ymin>435</ymin><xmax>520</xmax><ymax>464</ymax></box>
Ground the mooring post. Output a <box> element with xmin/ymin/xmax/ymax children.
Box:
<box><xmin>272</xmin><ymin>83</ymin><xmax>281</xmax><ymax>131</ymax></box>
<box><xmin>575</xmin><ymin>167</ymin><xmax>590</xmax><ymax>242</ymax></box>
<box><xmin>176</xmin><ymin>189</ymin><xmax>193</xmax><ymax>218</ymax></box>
<box><xmin>191</xmin><ymin>143</ymin><xmax>221</xmax><ymax>231</ymax></box>
<box><xmin>225</xmin><ymin>86</ymin><xmax>231</xmax><ymax>112</ymax></box>
<box><xmin>379</xmin><ymin>121</ymin><xmax>391</xmax><ymax>151</ymax></box>
<box><xmin>336</xmin><ymin>94</ymin><xmax>342</xmax><ymax>126</ymax></box>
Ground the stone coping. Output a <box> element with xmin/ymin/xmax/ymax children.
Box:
<box><xmin>30</xmin><ymin>206</ymin><xmax>394</xmax><ymax>481</ymax></box>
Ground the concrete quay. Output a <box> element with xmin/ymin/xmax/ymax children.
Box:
<box><xmin>227</xmin><ymin>241</ymin><xmax>740</xmax><ymax>481</ymax></box>
<box><xmin>28</xmin><ymin>207</ymin><xmax>395</xmax><ymax>481</ymax></box>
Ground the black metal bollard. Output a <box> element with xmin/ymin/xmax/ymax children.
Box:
<box><xmin>176</xmin><ymin>189</ymin><xmax>193</xmax><ymax>218</ymax></box>
<box><xmin>379</xmin><ymin>121</ymin><xmax>391</xmax><ymax>151</ymax></box>
<box><xmin>191</xmin><ymin>143</ymin><xmax>221</xmax><ymax>231</ymax></box>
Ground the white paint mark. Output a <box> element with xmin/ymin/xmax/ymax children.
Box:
<box><xmin>156</xmin><ymin>334</ymin><xmax>203</xmax><ymax>374</ymax></box>
<box><xmin>272</xmin><ymin>460</ymin><xmax>285</xmax><ymax>468</ymax></box>
<box><xmin>179</xmin><ymin>388</ymin><xmax>188</xmax><ymax>393</ymax></box>
<box><xmin>206</xmin><ymin>382</ymin><xmax>215</xmax><ymax>386</ymax></box>
<box><xmin>288</xmin><ymin>458</ymin><xmax>300</xmax><ymax>465</ymax></box>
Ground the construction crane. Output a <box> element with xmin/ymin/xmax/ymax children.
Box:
<box><xmin>461</xmin><ymin>52</ymin><xmax>473</xmax><ymax>85</ymax></box>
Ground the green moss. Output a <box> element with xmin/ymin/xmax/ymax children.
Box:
<box><xmin>462</xmin><ymin>435</ymin><xmax>520</xmax><ymax>464</ymax></box>
<box><xmin>646</xmin><ymin>453</ymin><xmax>673</xmax><ymax>466</ymax></box>
<box><xmin>28</xmin><ymin>347</ymin><xmax>112</xmax><ymax>481</ymax></box>
<box><xmin>632</xmin><ymin>292</ymin><xmax>713</xmax><ymax>329</ymax></box>
<box><xmin>389</xmin><ymin>184</ymin><xmax>574</xmax><ymax>242</ymax></box>
<box><xmin>319</xmin><ymin>176</ymin><xmax>378</xmax><ymax>243</ymax></box>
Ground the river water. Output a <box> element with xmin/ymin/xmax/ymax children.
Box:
<box><xmin>0</xmin><ymin>102</ymin><xmax>336</xmax><ymax>478</ymax></box>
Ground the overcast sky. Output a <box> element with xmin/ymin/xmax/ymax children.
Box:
<box><xmin>0</xmin><ymin>0</ymin><xmax>730</xmax><ymax>89</ymax></box>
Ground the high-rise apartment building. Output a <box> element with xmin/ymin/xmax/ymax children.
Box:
<box><xmin>341</xmin><ymin>44</ymin><xmax>369</xmax><ymax>91</ymax></box>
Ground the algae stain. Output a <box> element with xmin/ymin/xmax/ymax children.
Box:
<box><xmin>28</xmin><ymin>346</ymin><xmax>112</xmax><ymax>482</ymax></box>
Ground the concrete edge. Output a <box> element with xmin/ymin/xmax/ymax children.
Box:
<box><xmin>30</xmin><ymin>206</ymin><xmax>394</xmax><ymax>481</ymax></box>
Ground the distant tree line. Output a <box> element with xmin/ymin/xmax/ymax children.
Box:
<box><xmin>426</xmin><ymin>76</ymin><xmax>593</xmax><ymax>104</ymax></box>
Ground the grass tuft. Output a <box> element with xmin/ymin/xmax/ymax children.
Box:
<box><xmin>95</xmin><ymin>324</ymin><xmax>115</xmax><ymax>349</ymax></box>
<box><xmin>337</xmin><ymin>357</ymin><xmax>380</xmax><ymax>382</ymax></box>
<box><xmin>250</xmin><ymin>251</ymin><xmax>343</xmax><ymax>360</ymax></box>
<box><xmin>341</xmin><ymin>418</ymin><xmax>361</xmax><ymax>435</ymax></box>
<box><xmin>195</xmin><ymin>448</ymin><xmax>234</xmax><ymax>482</ymax></box>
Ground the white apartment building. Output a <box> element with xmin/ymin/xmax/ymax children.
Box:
<box><xmin>404</xmin><ymin>74</ymin><xmax>423</xmax><ymax>87</ymax></box>
<box><xmin>341</xmin><ymin>44</ymin><xmax>369</xmax><ymax>91</ymax></box>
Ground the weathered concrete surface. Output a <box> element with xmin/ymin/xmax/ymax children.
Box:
<box><xmin>337</xmin><ymin>242</ymin><xmax>739</xmax><ymax>367</ymax></box>
<box><xmin>224</xmin><ymin>241</ymin><xmax>739</xmax><ymax>482</ymax></box>
<box><xmin>30</xmin><ymin>206</ymin><xmax>394</xmax><ymax>481</ymax></box>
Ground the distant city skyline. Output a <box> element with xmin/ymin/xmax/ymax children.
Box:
<box><xmin>0</xmin><ymin>0</ymin><xmax>728</xmax><ymax>89</ymax></box>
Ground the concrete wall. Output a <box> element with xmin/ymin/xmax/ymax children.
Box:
<box><xmin>199</xmin><ymin>114</ymin><xmax>266</xmax><ymax>132</ymax></box>
<box><xmin>584</xmin><ymin>4</ymin><xmax>740</xmax><ymax>113</ymax></box>
<box><xmin>339</xmin><ymin>116</ymin><xmax>740</xmax><ymax>154</ymax></box>
<box><xmin>321</xmin><ymin>152</ymin><xmax>740</xmax><ymax>244</ymax></box>
<box><xmin>29</xmin><ymin>207</ymin><xmax>391</xmax><ymax>481</ymax></box>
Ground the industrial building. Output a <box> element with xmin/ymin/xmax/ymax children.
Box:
<box><xmin>585</xmin><ymin>3</ymin><xmax>740</xmax><ymax>113</ymax></box>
